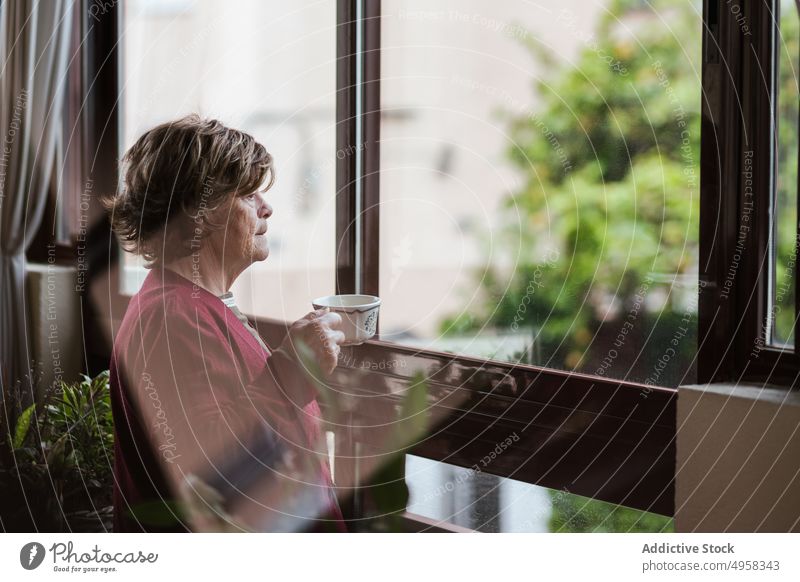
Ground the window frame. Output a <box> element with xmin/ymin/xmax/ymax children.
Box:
<box><xmin>700</xmin><ymin>0</ymin><xmax>800</xmax><ymax>387</ymax></box>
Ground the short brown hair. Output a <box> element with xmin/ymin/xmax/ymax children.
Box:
<box><xmin>105</xmin><ymin>114</ymin><xmax>275</xmax><ymax>264</ymax></box>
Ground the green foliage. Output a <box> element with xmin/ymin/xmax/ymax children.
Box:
<box><xmin>441</xmin><ymin>0</ymin><xmax>702</xmax><ymax>383</ymax></box>
<box><xmin>774</xmin><ymin>4</ymin><xmax>799</xmax><ymax>343</ymax></box>
<box><xmin>12</xmin><ymin>403</ymin><xmax>36</xmax><ymax>450</ymax></box>
<box><xmin>0</xmin><ymin>371</ymin><xmax>115</xmax><ymax>532</ymax></box>
<box><xmin>548</xmin><ymin>488</ymin><xmax>674</xmax><ymax>533</ymax></box>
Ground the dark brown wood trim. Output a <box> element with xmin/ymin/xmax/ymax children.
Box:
<box><xmin>698</xmin><ymin>0</ymin><xmax>744</xmax><ymax>383</ymax></box>
<box><xmin>83</xmin><ymin>1</ymin><xmax>124</xmax><ymax>376</ymax></box>
<box><xmin>737</xmin><ymin>1</ymin><xmax>800</xmax><ymax>385</ymax></box>
<box><xmin>62</xmin><ymin>3</ymin><xmax>88</xmax><ymax>246</ymax></box>
<box><xmin>700</xmin><ymin>0</ymin><xmax>800</xmax><ymax>387</ymax></box>
<box><xmin>740</xmin><ymin>0</ymin><xmax>780</xmax><ymax>375</ymax></box>
<box><xmin>336</xmin><ymin>0</ymin><xmax>358</xmax><ymax>296</ymax></box>
<box><xmin>361</xmin><ymin>0</ymin><xmax>381</xmax><ymax>301</ymax></box>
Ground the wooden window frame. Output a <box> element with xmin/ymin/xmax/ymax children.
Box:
<box><xmin>700</xmin><ymin>0</ymin><xmax>800</xmax><ymax>387</ymax></box>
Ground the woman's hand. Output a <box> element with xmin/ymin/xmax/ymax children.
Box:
<box><xmin>280</xmin><ymin>308</ymin><xmax>345</xmax><ymax>375</ymax></box>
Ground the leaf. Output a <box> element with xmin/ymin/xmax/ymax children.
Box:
<box><xmin>46</xmin><ymin>433</ymin><xmax>69</xmax><ymax>470</ymax></box>
<box><xmin>393</xmin><ymin>372</ymin><xmax>429</xmax><ymax>448</ymax></box>
<box><xmin>13</xmin><ymin>446</ymin><xmax>37</xmax><ymax>463</ymax></box>
<box><xmin>12</xmin><ymin>404</ymin><xmax>36</xmax><ymax>450</ymax></box>
<box><xmin>127</xmin><ymin>499</ymin><xmax>184</xmax><ymax>528</ymax></box>
<box><xmin>90</xmin><ymin>370</ymin><xmax>110</xmax><ymax>397</ymax></box>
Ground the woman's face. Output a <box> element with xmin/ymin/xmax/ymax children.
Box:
<box><xmin>208</xmin><ymin>188</ymin><xmax>273</xmax><ymax>268</ymax></box>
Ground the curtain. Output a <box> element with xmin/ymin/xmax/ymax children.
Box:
<box><xmin>0</xmin><ymin>0</ymin><xmax>74</xmax><ymax>394</ymax></box>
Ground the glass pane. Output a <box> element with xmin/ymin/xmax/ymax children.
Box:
<box><xmin>120</xmin><ymin>0</ymin><xmax>336</xmax><ymax>321</ymax></box>
<box><xmin>405</xmin><ymin>455</ymin><xmax>673</xmax><ymax>532</ymax></box>
<box><xmin>378</xmin><ymin>0</ymin><xmax>701</xmax><ymax>387</ymax></box>
<box><xmin>773</xmin><ymin>0</ymin><xmax>799</xmax><ymax>346</ymax></box>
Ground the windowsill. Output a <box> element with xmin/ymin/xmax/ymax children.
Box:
<box><xmin>676</xmin><ymin>381</ymin><xmax>800</xmax><ymax>532</ymax></box>
<box><xmin>679</xmin><ymin>382</ymin><xmax>800</xmax><ymax>406</ymax></box>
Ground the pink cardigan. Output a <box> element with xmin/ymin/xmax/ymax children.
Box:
<box><xmin>110</xmin><ymin>267</ymin><xmax>346</xmax><ymax>532</ymax></box>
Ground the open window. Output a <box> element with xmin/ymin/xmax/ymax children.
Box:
<box><xmin>699</xmin><ymin>0</ymin><xmax>800</xmax><ymax>386</ymax></box>
<box><xmin>323</xmin><ymin>0</ymin><xmax>693</xmax><ymax>530</ymax></box>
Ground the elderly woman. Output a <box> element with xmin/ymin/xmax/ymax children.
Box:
<box><xmin>106</xmin><ymin>115</ymin><xmax>347</xmax><ymax>532</ymax></box>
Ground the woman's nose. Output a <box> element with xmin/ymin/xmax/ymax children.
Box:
<box><xmin>258</xmin><ymin>194</ymin><xmax>273</xmax><ymax>219</ymax></box>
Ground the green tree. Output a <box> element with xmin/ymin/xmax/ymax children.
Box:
<box><xmin>774</xmin><ymin>0</ymin><xmax>799</xmax><ymax>344</ymax></box>
<box><xmin>442</xmin><ymin>0</ymin><xmax>702</xmax><ymax>383</ymax></box>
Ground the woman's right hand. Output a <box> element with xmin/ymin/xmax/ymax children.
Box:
<box><xmin>280</xmin><ymin>308</ymin><xmax>346</xmax><ymax>375</ymax></box>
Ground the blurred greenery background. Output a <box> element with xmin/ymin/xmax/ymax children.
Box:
<box><xmin>440</xmin><ymin>0</ymin><xmax>703</xmax><ymax>387</ymax></box>
<box><xmin>440</xmin><ymin>0</ymin><xmax>799</xmax><ymax>384</ymax></box>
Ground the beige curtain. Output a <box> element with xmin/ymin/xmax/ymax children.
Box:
<box><xmin>0</xmin><ymin>0</ymin><xmax>74</xmax><ymax>393</ymax></box>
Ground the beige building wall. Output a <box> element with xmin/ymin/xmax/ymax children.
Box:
<box><xmin>676</xmin><ymin>383</ymin><xmax>800</xmax><ymax>532</ymax></box>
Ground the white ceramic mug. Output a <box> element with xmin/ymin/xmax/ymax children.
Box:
<box><xmin>311</xmin><ymin>294</ymin><xmax>381</xmax><ymax>346</ymax></box>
